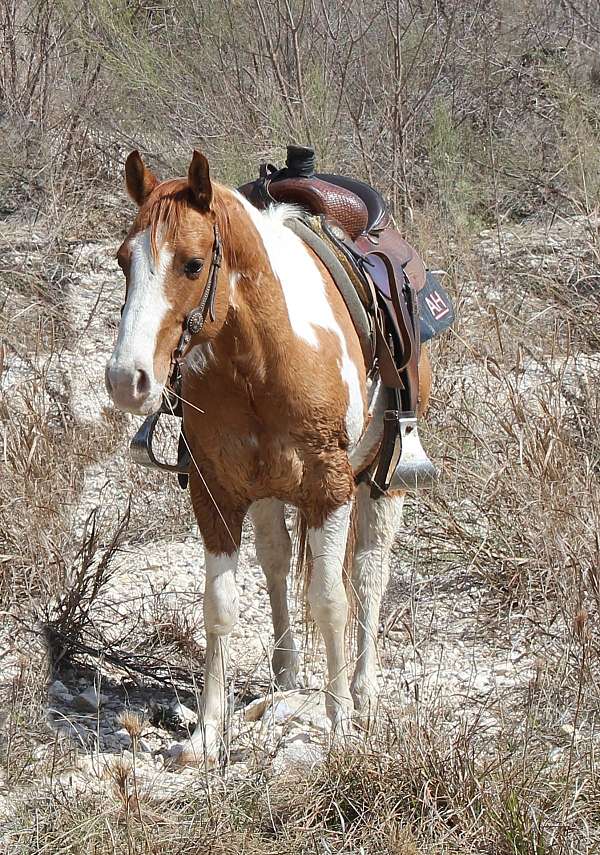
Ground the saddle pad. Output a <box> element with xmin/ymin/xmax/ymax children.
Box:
<box><xmin>418</xmin><ymin>271</ymin><xmax>455</xmax><ymax>343</ymax></box>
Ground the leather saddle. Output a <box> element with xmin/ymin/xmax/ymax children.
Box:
<box><xmin>240</xmin><ymin>157</ymin><xmax>390</xmax><ymax>239</ymax></box>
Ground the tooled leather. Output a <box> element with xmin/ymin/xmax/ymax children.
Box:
<box><xmin>317</xmin><ymin>173</ymin><xmax>392</xmax><ymax>233</ymax></box>
<box><xmin>267</xmin><ymin>178</ymin><xmax>369</xmax><ymax>239</ymax></box>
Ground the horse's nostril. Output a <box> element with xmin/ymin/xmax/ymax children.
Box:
<box><xmin>133</xmin><ymin>368</ymin><xmax>151</xmax><ymax>398</ymax></box>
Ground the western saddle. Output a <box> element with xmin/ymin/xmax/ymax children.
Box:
<box><xmin>131</xmin><ymin>145</ymin><xmax>454</xmax><ymax>496</ymax></box>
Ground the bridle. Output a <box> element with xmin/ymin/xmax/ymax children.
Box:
<box><xmin>126</xmin><ymin>221</ymin><xmax>222</xmax><ymax>486</ymax></box>
<box><xmin>163</xmin><ymin>221</ymin><xmax>223</xmax><ymax>415</ymax></box>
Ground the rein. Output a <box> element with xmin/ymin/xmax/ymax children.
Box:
<box><xmin>164</xmin><ymin>222</ymin><xmax>223</xmax><ymax>413</ymax></box>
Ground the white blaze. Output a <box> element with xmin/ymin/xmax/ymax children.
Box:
<box><xmin>110</xmin><ymin>227</ymin><xmax>172</xmax><ymax>390</ymax></box>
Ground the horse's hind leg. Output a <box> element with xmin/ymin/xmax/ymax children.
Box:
<box><xmin>350</xmin><ymin>482</ymin><xmax>405</xmax><ymax>724</ymax></box>
<box><xmin>307</xmin><ymin>501</ymin><xmax>354</xmax><ymax>727</ymax></box>
<box><xmin>249</xmin><ymin>499</ymin><xmax>298</xmax><ymax>690</ymax></box>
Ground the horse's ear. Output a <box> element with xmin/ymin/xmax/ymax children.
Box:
<box><xmin>125</xmin><ymin>150</ymin><xmax>158</xmax><ymax>207</ymax></box>
<box><xmin>188</xmin><ymin>150</ymin><xmax>213</xmax><ymax>212</ymax></box>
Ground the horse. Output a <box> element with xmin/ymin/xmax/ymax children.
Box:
<box><xmin>105</xmin><ymin>149</ymin><xmax>432</xmax><ymax>765</ymax></box>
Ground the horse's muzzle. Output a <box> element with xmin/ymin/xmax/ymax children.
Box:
<box><xmin>105</xmin><ymin>360</ymin><xmax>163</xmax><ymax>415</ymax></box>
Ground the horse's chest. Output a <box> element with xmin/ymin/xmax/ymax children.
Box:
<box><xmin>185</xmin><ymin>375</ymin><xmax>351</xmax><ymax>509</ymax></box>
<box><xmin>212</xmin><ymin>431</ymin><xmax>304</xmax><ymax>498</ymax></box>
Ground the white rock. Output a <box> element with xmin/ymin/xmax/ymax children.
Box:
<box><xmin>494</xmin><ymin>663</ymin><xmax>514</xmax><ymax>677</ymax></box>
<box><xmin>53</xmin><ymin>768</ymin><xmax>109</xmax><ymax>797</ymax></box>
<box><xmin>272</xmin><ymin>735</ymin><xmax>324</xmax><ymax>775</ymax></box>
<box><xmin>560</xmin><ymin>723</ymin><xmax>577</xmax><ymax>738</ymax></box>
<box><xmin>244</xmin><ymin>695</ymin><xmax>278</xmax><ymax>722</ymax></box>
<box><xmin>548</xmin><ymin>747</ymin><xmax>563</xmax><ymax>764</ymax></box>
<box><xmin>265</xmin><ymin>700</ymin><xmax>298</xmax><ymax>725</ymax></box>
<box><xmin>48</xmin><ymin>680</ymin><xmax>73</xmax><ymax>701</ymax></box>
<box><xmin>74</xmin><ymin>686</ymin><xmax>108</xmax><ymax>711</ymax></box>
<box><xmin>472</xmin><ymin>673</ymin><xmax>492</xmax><ymax>693</ymax></box>
<box><xmin>244</xmin><ymin>691</ymin><xmax>327</xmax><ymax>728</ymax></box>
<box><xmin>113</xmin><ymin>728</ymin><xmax>132</xmax><ymax>747</ymax></box>
<box><xmin>169</xmin><ymin>699</ymin><xmax>197</xmax><ymax>725</ymax></box>
<box><xmin>287</xmin><ymin>714</ymin><xmax>331</xmax><ymax>735</ymax></box>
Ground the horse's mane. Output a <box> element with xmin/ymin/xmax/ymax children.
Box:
<box><xmin>138</xmin><ymin>178</ymin><xmax>299</xmax><ymax>273</ymax></box>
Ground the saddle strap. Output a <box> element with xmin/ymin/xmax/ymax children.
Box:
<box><xmin>368</xmin><ymin>251</ymin><xmax>420</xmax><ymax>413</ymax></box>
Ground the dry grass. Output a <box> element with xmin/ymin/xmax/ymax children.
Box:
<box><xmin>2</xmin><ymin>0</ymin><xmax>600</xmax><ymax>852</ymax></box>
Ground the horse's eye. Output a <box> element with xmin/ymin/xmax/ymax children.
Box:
<box><xmin>184</xmin><ymin>258</ymin><xmax>204</xmax><ymax>278</ymax></box>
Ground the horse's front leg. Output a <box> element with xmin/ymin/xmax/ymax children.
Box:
<box><xmin>176</xmin><ymin>550</ymin><xmax>239</xmax><ymax>766</ymax></box>
<box><xmin>176</xmin><ymin>485</ymin><xmax>244</xmax><ymax>767</ymax></box>
<box><xmin>307</xmin><ymin>501</ymin><xmax>354</xmax><ymax>729</ymax></box>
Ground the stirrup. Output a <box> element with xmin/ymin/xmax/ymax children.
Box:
<box><xmin>370</xmin><ymin>412</ymin><xmax>437</xmax><ymax>497</ymax></box>
<box><xmin>130</xmin><ymin>410</ymin><xmax>191</xmax><ymax>475</ymax></box>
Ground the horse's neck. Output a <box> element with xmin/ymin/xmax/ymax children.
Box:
<box><xmin>214</xmin><ymin>193</ymin><xmax>302</xmax><ymax>375</ymax></box>
<box><xmin>213</xmin><ymin>266</ymin><xmax>291</xmax><ymax>389</ymax></box>
<box><xmin>211</xmin><ymin>191</ymin><xmax>346</xmax><ymax>402</ymax></box>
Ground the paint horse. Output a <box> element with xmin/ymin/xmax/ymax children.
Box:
<box><xmin>105</xmin><ymin>150</ymin><xmax>432</xmax><ymax>765</ymax></box>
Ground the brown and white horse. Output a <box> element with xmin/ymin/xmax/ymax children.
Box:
<box><xmin>105</xmin><ymin>150</ymin><xmax>431</xmax><ymax>765</ymax></box>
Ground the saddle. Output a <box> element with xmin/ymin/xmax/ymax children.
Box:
<box><xmin>238</xmin><ymin>145</ymin><xmax>454</xmax><ymax>495</ymax></box>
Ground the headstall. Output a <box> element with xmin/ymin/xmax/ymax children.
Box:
<box><xmin>164</xmin><ymin>221</ymin><xmax>223</xmax><ymax>414</ymax></box>
<box><xmin>128</xmin><ymin>221</ymin><xmax>222</xmax><ymax>482</ymax></box>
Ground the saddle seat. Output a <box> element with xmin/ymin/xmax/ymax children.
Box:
<box><xmin>316</xmin><ymin>173</ymin><xmax>390</xmax><ymax>235</ymax></box>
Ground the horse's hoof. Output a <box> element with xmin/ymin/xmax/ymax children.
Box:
<box><xmin>167</xmin><ymin>738</ymin><xmax>220</xmax><ymax>769</ymax></box>
<box><xmin>350</xmin><ymin>679</ymin><xmax>378</xmax><ymax>730</ymax></box>
<box><xmin>327</xmin><ymin>697</ymin><xmax>355</xmax><ymax>741</ymax></box>
<box><xmin>273</xmin><ymin>650</ymin><xmax>300</xmax><ymax>691</ymax></box>
<box><xmin>274</xmin><ymin>668</ymin><xmax>299</xmax><ymax>692</ymax></box>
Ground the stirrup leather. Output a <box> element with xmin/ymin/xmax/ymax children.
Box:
<box><xmin>370</xmin><ymin>410</ymin><xmax>437</xmax><ymax>497</ymax></box>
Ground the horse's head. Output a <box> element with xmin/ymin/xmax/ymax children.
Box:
<box><xmin>105</xmin><ymin>150</ymin><xmax>227</xmax><ymax>414</ymax></box>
